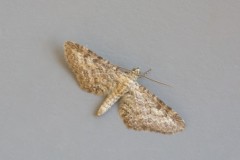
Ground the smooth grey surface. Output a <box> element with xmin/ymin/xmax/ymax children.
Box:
<box><xmin>1</xmin><ymin>0</ymin><xmax>240</xmax><ymax>159</ymax></box>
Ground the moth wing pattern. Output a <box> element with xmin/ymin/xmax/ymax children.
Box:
<box><xmin>119</xmin><ymin>84</ymin><xmax>185</xmax><ymax>134</ymax></box>
<box><xmin>64</xmin><ymin>41</ymin><xmax>125</xmax><ymax>95</ymax></box>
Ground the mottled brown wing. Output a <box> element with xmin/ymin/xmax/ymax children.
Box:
<box><xmin>119</xmin><ymin>84</ymin><xmax>185</xmax><ymax>134</ymax></box>
<box><xmin>64</xmin><ymin>41</ymin><xmax>125</xmax><ymax>95</ymax></box>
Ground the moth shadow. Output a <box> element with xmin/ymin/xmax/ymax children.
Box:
<box><xmin>53</xmin><ymin>45</ymin><xmax>68</xmax><ymax>71</ymax></box>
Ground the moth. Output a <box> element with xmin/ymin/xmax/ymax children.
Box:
<box><xmin>64</xmin><ymin>41</ymin><xmax>185</xmax><ymax>134</ymax></box>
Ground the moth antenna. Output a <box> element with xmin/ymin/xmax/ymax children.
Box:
<box><xmin>139</xmin><ymin>69</ymin><xmax>172</xmax><ymax>87</ymax></box>
<box><xmin>119</xmin><ymin>67</ymin><xmax>172</xmax><ymax>87</ymax></box>
<box><xmin>141</xmin><ymin>68</ymin><xmax>152</xmax><ymax>76</ymax></box>
<box><xmin>141</xmin><ymin>75</ymin><xmax>173</xmax><ymax>87</ymax></box>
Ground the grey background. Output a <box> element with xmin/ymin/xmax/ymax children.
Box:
<box><xmin>1</xmin><ymin>0</ymin><xmax>240</xmax><ymax>159</ymax></box>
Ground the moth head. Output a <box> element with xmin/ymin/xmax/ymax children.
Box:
<box><xmin>132</xmin><ymin>68</ymin><xmax>141</xmax><ymax>76</ymax></box>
